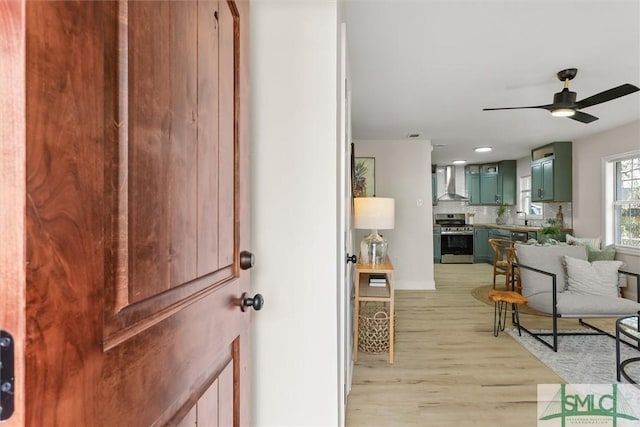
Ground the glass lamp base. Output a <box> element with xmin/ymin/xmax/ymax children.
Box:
<box><xmin>359</xmin><ymin>231</ymin><xmax>388</xmax><ymax>265</ymax></box>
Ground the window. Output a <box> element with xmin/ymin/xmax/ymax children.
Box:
<box><xmin>519</xmin><ymin>176</ymin><xmax>542</xmax><ymax>217</ymax></box>
<box><xmin>605</xmin><ymin>152</ymin><xmax>640</xmax><ymax>250</ymax></box>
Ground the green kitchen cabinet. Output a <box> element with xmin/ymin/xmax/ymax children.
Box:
<box><xmin>433</xmin><ymin>227</ymin><xmax>441</xmax><ymax>263</ymax></box>
<box><xmin>473</xmin><ymin>227</ymin><xmax>490</xmax><ymax>263</ymax></box>
<box><xmin>531</xmin><ymin>141</ymin><xmax>572</xmax><ymax>202</ymax></box>
<box><xmin>480</xmin><ymin>172</ymin><xmax>499</xmax><ymax>204</ymax></box>
<box><xmin>466</xmin><ymin>161</ymin><xmax>516</xmax><ymax>205</ymax></box>
<box><xmin>466</xmin><ymin>165</ymin><xmax>481</xmax><ymax>205</ymax></box>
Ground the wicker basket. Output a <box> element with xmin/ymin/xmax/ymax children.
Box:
<box><xmin>358</xmin><ymin>302</ymin><xmax>396</xmax><ymax>354</ymax></box>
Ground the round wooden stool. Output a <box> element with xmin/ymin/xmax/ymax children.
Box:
<box><xmin>488</xmin><ymin>290</ymin><xmax>528</xmax><ymax>337</ymax></box>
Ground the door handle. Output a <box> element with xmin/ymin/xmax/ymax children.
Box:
<box><xmin>241</xmin><ymin>293</ymin><xmax>264</xmax><ymax>312</ymax></box>
<box><xmin>346</xmin><ymin>253</ymin><xmax>357</xmax><ymax>264</ymax></box>
<box><xmin>239</xmin><ymin>251</ymin><xmax>255</xmax><ymax>270</ymax></box>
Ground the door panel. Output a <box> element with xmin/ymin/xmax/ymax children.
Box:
<box><xmin>531</xmin><ymin>162</ymin><xmax>543</xmax><ymax>202</ymax></box>
<box><xmin>218</xmin><ymin>1</ymin><xmax>236</xmax><ymax>269</ymax></box>
<box><xmin>9</xmin><ymin>1</ymin><xmax>252</xmax><ymax>425</ymax></box>
<box><xmin>127</xmin><ymin>0</ymin><xmax>202</xmax><ymax>301</ymax></box>
<box><xmin>480</xmin><ymin>174</ymin><xmax>498</xmax><ymax>204</ymax></box>
<box><xmin>542</xmin><ymin>160</ymin><xmax>554</xmax><ymax>201</ymax></box>
<box><xmin>168</xmin><ymin>0</ymin><xmax>199</xmax><ymax>288</ymax></box>
<box><xmin>197</xmin><ymin>0</ymin><xmax>221</xmax><ymax>276</ymax></box>
<box><xmin>104</xmin><ymin>0</ymin><xmax>237</xmax><ymax>335</ymax></box>
<box><xmin>467</xmin><ymin>174</ymin><xmax>480</xmax><ymax>205</ymax></box>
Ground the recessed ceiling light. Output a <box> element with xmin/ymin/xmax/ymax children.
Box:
<box><xmin>452</xmin><ymin>160</ymin><xmax>466</xmax><ymax>165</ymax></box>
<box><xmin>474</xmin><ymin>147</ymin><xmax>492</xmax><ymax>153</ymax></box>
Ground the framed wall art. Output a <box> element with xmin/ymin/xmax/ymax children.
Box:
<box><xmin>353</xmin><ymin>157</ymin><xmax>375</xmax><ymax>197</ymax></box>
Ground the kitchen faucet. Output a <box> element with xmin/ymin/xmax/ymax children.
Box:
<box><xmin>516</xmin><ymin>211</ymin><xmax>528</xmax><ymax>226</ymax></box>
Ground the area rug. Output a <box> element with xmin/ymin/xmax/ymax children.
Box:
<box><xmin>471</xmin><ymin>284</ymin><xmax>549</xmax><ymax>316</ymax></box>
<box><xmin>507</xmin><ymin>328</ymin><xmax>640</xmax><ymax>384</ymax></box>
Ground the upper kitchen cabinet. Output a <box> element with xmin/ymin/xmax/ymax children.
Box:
<box><xmin>531</xmin><ymin>141</ymin><xmax>572</xmax><ymax>202</ymax></box>
<box><xmin>465</xmin><ymin>160</ymin><xmax>516</xmax><ymax>205</ymax></box>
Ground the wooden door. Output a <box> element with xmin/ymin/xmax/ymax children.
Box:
<box><xmin>0</xmin><ymin>1</ymin><xmax>252</xmax><ymax>425</ymax></box>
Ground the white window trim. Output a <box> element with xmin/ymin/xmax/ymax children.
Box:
<box><xmin>602</xmin><ymin>150</ymin><xmax>640</xmax><ymax>256</ymax></box>
<box><xmin>519</xmin><ymin>175</ymin><xmax>542</xmax><ymax>219</ymax></box>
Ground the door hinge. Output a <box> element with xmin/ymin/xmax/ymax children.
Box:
<box><xmin>0</xmin><ymin>330</ymin><xmax>15</xmax><ymax>421</ymax></box>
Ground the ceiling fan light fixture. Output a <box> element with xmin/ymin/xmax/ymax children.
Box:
<box><xmin>551</xmin><ymin>108</ymin><xmax>575</xmax><ymax>117</ymax></box>
<box><xmin>483</xmin><ymin>68</ymin><xmax>639</xmax><ymax>124</ymax></box>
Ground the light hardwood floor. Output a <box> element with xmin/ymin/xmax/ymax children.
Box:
<box><xmin>345</xmin><ymin>263</ymin><xmax>615</xmax><ymax>427</ymax></box>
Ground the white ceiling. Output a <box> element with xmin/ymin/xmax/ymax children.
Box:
<box><xmin>345</xmin><ymin>0</ymin><xmax>640</xmax><ymax>166</ymax></box>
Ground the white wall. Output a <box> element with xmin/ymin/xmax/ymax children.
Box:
<box><xmin>354</xmin><ymin>140</ymin><xmax>435</xmax><ymax>290</ymax></box>
<box><xmin>251</xmin><ymin>2</ymin><xmax>340</xmax><ymax>426</ymax></box>
<box><xmin>573</xmin><ymin>120</ymin><xmax>640</xmax><ymax>235</ymax></box>
<box><xmin>572</xmin><ymin>120</ymin><xmax>640</xmax><ymax>271</ymax></box>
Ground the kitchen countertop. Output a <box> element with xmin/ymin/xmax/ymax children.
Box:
<box><xmin>431</xmin><ymin>223</ymin><xmax>572</xmax><ymax>233</ymax></box>
<box><xmin>472</xmin><ymin>223</ymin><xmax>541</xmax><ymax>231</ymax></box>
<box><xmin>471</xmin><ymin>223</ymin><xmax>573</xmax><ymax>233</ymax></box>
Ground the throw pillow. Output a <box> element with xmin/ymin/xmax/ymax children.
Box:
<box><xmin>566</xmin><ymin>234</ymin><xmax>601</xmax><ymax>251</ymax></box>
<box><xmin>563</xmin><ymin>255</ymin><xmax>623</xmax><ymax>298</ymax></box>
<box><xmin>587</xmin><ymin>244</ymin><xmax>616</xmax><ymax>262</ymax></box>
<box><xmin>515</xmin><ymin>244</ymin><xmax>588</xmax><ymax>297</ymax></box>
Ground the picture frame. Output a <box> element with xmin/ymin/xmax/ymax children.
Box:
<box><xmin>350</xmin><ymin>143</ymin><xmax>356</xmax><ymax>200</ymax></box>
<box><xmin>354</xmin><ymin>157</ymin><xmax>375</xmax><ymax>197</ymax></box>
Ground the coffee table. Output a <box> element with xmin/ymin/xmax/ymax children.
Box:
<box><xmin>616</xmin><ymin>314</ymin><xmax>640</xmax><ymax>384</ymax></box>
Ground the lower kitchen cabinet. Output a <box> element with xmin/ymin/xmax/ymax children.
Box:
<box><xmin>433</xmin><ymin>227</ymin><xmax>441</xmax><ymax>263</ymax></box>
<box><xmin>488</xmin><ymin>227</ymin><xmax>510</xmax><ymax>240</ymax></box>
<box><xmin>473</xmin><ymin>227</ymin><xmax>490</xmax><ymax>263</ymax></box>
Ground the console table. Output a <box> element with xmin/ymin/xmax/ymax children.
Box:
<box><xmin>616</xmin><ymin>314</ymin><xmax>640</xmax><ymax>384</ymax></box>
<box><xmin>353</xmin><ymin>259</ymin><xmax>395</xmax><ymax>364</ymax></box>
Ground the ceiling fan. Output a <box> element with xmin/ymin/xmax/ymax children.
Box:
<box><xmin>483</xmin><ymin>68</ymin><xmax>640</xmax><ymax>123</ymax></box>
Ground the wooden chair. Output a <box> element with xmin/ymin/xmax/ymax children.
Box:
<box><xmin>488</xmin><ymin>238</ymin><xmax>516</xmax><ymax>290</ymax></box>
<box><xmin>506</xmin><ymin>246</ymin><xmax>522</xmax><ymax>293</ymax></box>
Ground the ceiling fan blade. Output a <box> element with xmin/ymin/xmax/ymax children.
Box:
<box><xmin>483</xmin><ymin>104</ymin><xmax>552</xmax><ymax>111</ymax></box>
<box><xmin>575</xmin><ymin>84</ymin><xmax>640</xmax><ymax>109</ymax></box>
<box><xmin>568</xmin><ymin>111</ymin><xmax>598</xmax><ymax>123</ymax></box>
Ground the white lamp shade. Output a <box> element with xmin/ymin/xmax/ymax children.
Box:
<box><xmin>354</xmin><ymin>197</ymin><xmax>395</xmax><ymax>230</ymax></box>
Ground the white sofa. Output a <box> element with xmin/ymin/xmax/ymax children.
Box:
<box><xmin>514</xmin><ymin>244</ymin><xmax>640</xmax><ymax>351</ymax></box>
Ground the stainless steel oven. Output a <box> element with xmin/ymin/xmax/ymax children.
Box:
<box><xmin>435</xmin><ymin>213</ymin><xmax>474</xmax><ymax>264</ymax></box>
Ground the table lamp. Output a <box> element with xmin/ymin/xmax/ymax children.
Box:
<box><xmin>354</xmin><ymin>197</ymin><xmax>395</xmax><ymax>265</ymax></box>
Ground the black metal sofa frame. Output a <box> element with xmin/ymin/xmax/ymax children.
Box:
<box><xmin>510</xmin><ymin>262</ymin><xmax>640</xmax><ymax>353</ymax></box>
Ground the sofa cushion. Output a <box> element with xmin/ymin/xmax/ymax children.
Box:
<box><xmin>527</xmin><ymin>292</ymin><xmax>640</xmax><ymax>317</ymax></box>
<box><xmin>525</xmin><ymin>293</ymin><xmax>554</xmax><ymax>314</ymax></box>
<box><xmin>586</xmin><ymin>244</ymin><xmax>616</xmax><ymax>262</ymax></box>
<box><xmin>563</xmin><ymin>256</ymin><xmax>623</xmax><ymax>298</ymax></box>
<box><xmin>559</xmin><ymin>293</ymin><xmax>640</xmax><ymax>317</ymax></box>
<box><xmin>566</xmin><ymin>234</ymin><xmax>602</xmax><ymax>251</ymax></box>
<box><xmin>515</xmin><ymin>244</ymin><xmax>588</xmax><ymax>297</ymax></box>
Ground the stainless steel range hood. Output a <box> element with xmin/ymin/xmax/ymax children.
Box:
<box><xmin>437</xmin><ymin>165</ymin><xmax>468</xmax><ymax>201</ymax></box>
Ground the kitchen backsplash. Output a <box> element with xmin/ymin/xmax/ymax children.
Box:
<box><xmin>433</xmin><ymin>201</ymin><xmax>573</xmax><ymax>228</ymax></box>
